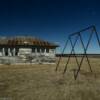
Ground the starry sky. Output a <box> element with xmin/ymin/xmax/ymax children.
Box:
<box><xmin>0</xmin><ymin>0</ymin><xmax>100</xmax><ymax>53</ymax></box>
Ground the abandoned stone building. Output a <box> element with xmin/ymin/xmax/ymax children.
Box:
<box><xmin>0</xmin><ymin>36</ymin><xmax>58</xmax><ymax>64</ymax></box>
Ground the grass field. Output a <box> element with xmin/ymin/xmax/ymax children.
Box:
<box><xmin>0</xmin><ymin>57</ymin><xmax>100</xmax><ymax>100</ymax></box>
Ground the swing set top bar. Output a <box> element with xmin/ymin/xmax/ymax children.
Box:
<box><xmin>69</xmin><ymin>25</ymin><xmax>95</xmax><ymax>37</ymax></box>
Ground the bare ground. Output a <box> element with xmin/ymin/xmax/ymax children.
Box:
<box><xmin>0</xmin><ymin>57</ymin><xmax>100</xmax><ymax>100</ymax></box>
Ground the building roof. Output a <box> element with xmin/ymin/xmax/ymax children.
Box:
<box><xmin>0</xmin><ymin>36</ymin><xmax>59</xmax><ymax>47</ymax></box>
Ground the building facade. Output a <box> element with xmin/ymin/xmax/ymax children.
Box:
<box><xmin>0</xmin><ymin>36</ymin><xmax>58</xmax><ymax>64</ymax></box>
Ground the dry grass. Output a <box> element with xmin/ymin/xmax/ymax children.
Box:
<box><xmin>0</xmin><ymin>57</ymin><xmax>100</xmax><ymax>100</ymax></box>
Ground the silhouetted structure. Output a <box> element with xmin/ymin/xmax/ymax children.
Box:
<box><xmin>56</xmin><ymin>25</ymin><xmax>100</xmax><ymax>80</ymax></box>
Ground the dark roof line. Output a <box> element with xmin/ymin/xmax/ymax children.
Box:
<box><xmin>0</xmin><ymin>36</ymin><xmax>59</xmax><ymax>47</ymax></box>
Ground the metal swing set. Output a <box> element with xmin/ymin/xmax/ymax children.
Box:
<box><xmin>55</xmin><ymin>25</ymin><xmax>100</xmax><ymax>80</ymax></box>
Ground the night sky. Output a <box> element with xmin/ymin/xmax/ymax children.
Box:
<box><xmin>0</xmin><ymin>0</ymin><xmax>100</xmax><ymax>53</ymax></box>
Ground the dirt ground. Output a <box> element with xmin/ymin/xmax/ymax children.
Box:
<box><xmin>0</xmin><ymin>57</ymin><xmax>100</xmax><ymax>100</ymax></box>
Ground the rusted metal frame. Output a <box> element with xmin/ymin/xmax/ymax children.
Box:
<box><xmin>69</xmin><ymin>37</ymin><xmax>82</xmax><ymax>78</ymax></box>
<box><xmin>56</xmin><ymin>26</ymin><xmax>96</xmax><ymax>72</ymax></box>
<box><xmin>69</xmin><ymin>25</ymin><xmax>95</xmax><ymax>37</ymax></box>
<box><xmin>63</xmin><ymin>35</ymin><xmax>79</xmax><ymax>74</ymax></box>
<box><xmin>74</xmin><ymin>31</ymin><xmax>93</xmax><ymax>80</ymax></box>
<box><xmin>69</xmin><ymin>37</ymin><xmax>80</xmax><ymax>68</ymax></box>
<box><xmin>79</xmin><ymin>33</ymin><xmax>93</xmax><ymax>72</ymax></box>
<box><xmin>93</xmin><ymin>26</ymin><xmax>100</xmax><ymax>47</ymax></box>
<box><xmin>55</xmin><ymin>37</ymin><xmax>69</xmax><ymax>71</ymax></box>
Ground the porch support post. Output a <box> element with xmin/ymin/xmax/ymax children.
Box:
<box><xmin>2</xmin><ymin>48</ymin><xmax>5</xmax><ymax>56</ymax></box>
<box><xmin>8</xmin><ymin>48</ymin><xmax>12</xmax><ymax>56</ymax></box>
<box><xmin>35</xmin><ymin>48</ymin><xmax>37</xmax><ymax>53</ymax></box>
<box><xmin>40</xmin><ymin>48</ymin><xmax>41</xmax><ymax>54</ymax></box>
<box><xmin>13</xmin><ymin>48</ymin><xmax>15</xmax><ymax>56</ymax></box>
<box><xmin>44</xmin><ymin>48</ymin><xmax>46</xmax><ymax>53</ymax></box>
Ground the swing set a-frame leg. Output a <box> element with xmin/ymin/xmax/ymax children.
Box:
<box><xmin>63</xmin><ymin>35</ymin><xmax>79</xmax><ymax>74</ymax></box>
<box><xmin>79</xmin><ymin>33</ymin><xmax>93</xmax><ymax>73</ymax></box>
<box><xmin>74</xmin><ymin>30</ymin><xmax>94</xmax><ymax>79</ymax></box>
<box><xmin>56</xmin><ymin>25</ymin><xmax>100</xmax><ymax>80</ymax></box>
<box><xmin>55</xmin><ymin>38</ymin><xmax>69</xmax><ymax>71</ymax></box>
